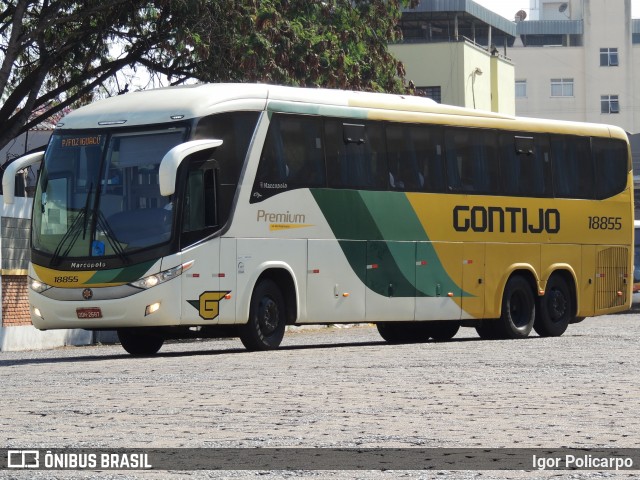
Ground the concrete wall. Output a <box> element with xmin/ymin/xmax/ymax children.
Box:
<box><xmin>513</xmin><ymin>47</ymin><xmax>586</xmax><ymax>121</ymax></box>
<box><xmin>0</xmin><ymin>195</ymin><xmax>93</xmax><ymax>351</ymax></box>
<box><xmin>390</xmin><ymin>41</ymin><xmax>515</xmax><ymax>114</ymax></box>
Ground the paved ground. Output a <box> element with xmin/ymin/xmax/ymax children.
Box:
<box><xmin>1</xmin><ymin>312</ymin><xmax>639</xmax><ymax>479</ymax></box>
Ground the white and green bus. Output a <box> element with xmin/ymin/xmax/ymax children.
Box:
<box><xmin>3</xmin><ymin>84</ymin><xmax>633</xmax><ymax>355</ymax></box>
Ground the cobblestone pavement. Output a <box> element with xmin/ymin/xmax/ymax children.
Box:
<box><xmin>1</xmin><ymin>312</ymin><xmax>639</xmax><ymax>479</ymax></box>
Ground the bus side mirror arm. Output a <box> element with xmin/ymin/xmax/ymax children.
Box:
<box><xmin>159</xmin><ymin>139</ymin><xmax>223</xmax><ymax>196</ymax></box>
<box><xmin>2</xmin><ymin>151</ymin><xmax>45</xmax><ymax>205</ymax></box>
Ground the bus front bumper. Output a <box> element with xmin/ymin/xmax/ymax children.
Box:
<box><xmin>29</xmin><ymin>280</ymin><xmax>181</xmax><ymax>330</ymax></box>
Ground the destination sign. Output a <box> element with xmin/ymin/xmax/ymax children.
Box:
<box><xmin>61</xmin><ymin>136</ymin><xmax>102</xmax><ymax>147</ymax></box>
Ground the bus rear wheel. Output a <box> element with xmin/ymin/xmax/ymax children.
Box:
<box><xmin>475</xmin><ymin>320</ymin><xmax>500</xmax><ymax>339</ymax></box>
<box><xmin>376</xmin><ymin>322</ymin><xmax>430</xmax><ymax>343</ymax></box>
<box><xmin>117</xmin><ymin>328</ymin><xmax>164</xmax><ymax>356</ymax></box>
<box><xmin>492</xmin><ymin>275</ymin><xmax>535</xmax><ymax>339</ymax></box>
<box><xmin>424</xmin><ymin>321</ymin><xmax>460</xmax><ymax>341</ymax></box>
<box><xmin>240</xmin><ymin>279</ymin><xmax>286</xmax><ymax>351</ymax></box>
<box><xmin>534</xmin><ymin>275</ymin><xmax>571</xmax><ymax>337</ymax></box>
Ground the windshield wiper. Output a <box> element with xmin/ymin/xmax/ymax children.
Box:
<box><xmin>50</xmin><ymin>208</ymin><xmax>88</xmax><ymax>266</ymax></box>
<box><xmin>82</xmin><ymin>182</ymin><xmax>93</xmax><ymax>239</ymax></box>
<box><xmin>95</xmin><ymin>211</ymin><xmax>128</xmax><ymax>264</ymax></box>
<box><xmin>50</xmin><ymin>183</ymin><xmax>93</xmax><ymax>266</ymax></box>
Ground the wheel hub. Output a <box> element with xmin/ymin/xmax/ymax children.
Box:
<box><xmin>549</xmin><ymin>289</ymin><xmax>567</xmax><ymax>321</ymax></box>
<box><xmin>258</xmin><ymin>297</ymin><xmax>279</xmax><ymax>335</ymax></box>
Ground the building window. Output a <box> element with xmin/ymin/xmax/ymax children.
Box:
<box><xmin>550</xmin><ymin>78</ymin><xmax>573</xmax><ymax>97</ymax></box>
<box><xmin>417</xmin><ymin>86</ymin><xmax>441</xmax><ymax>103</ymax></box>
<box><xmin>601</xmin><ymin>95</ymin><xmax>620</xmax><ymax>114</ymax></box>
<box><xmin>600</xmin><ymin>48</ymin><xmax>619</xmax><ymax>66</ymax></box>
<box><xmin>515</xmin><ymin>80</ymin><xmax>527</xmax><ymax>98</ymax></box>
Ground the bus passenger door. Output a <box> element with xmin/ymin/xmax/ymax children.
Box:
<box><xmin>365</xmin><ymin>241</ymin><xmax>416</xmax><ymax>322</ymax></box>
<box><xmin>180</xmin><ymin>240</ymin><xmax>221</xmax><ymax>324</ymax></box>
<box><xmin>415</xmin><ymin>242</ymin><xmax>462</xmax><ymax>320</ymax></box>
<box><xmin>461</xmin><ymin>243</ymin><xmax>485</xmax><ymax>319</ymax></box>
<box><xmin>178</xmin><ymin>160</ymin><xmax>225</xmax><ymax>325</ymax></box>
<box><xmin>218</xmin><ymin>237</ymin><xmax>237</xmax><ymax>323</ymax></box>
<box><xmin>306</xmin><ymin>239</ymin><xmax>366</xmax><ymax>323</ymax></box>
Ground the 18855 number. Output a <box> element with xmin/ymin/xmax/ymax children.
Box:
<box><xmin>588</xmin><ymin>216</ymin><xmax>622</xmax><ymax>230</ymax></box>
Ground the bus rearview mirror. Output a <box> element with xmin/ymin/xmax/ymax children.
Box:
<box><xmin>159</xmin><ymin>139</ymin><xmax>223</xmax><ymax>196</ymax></box>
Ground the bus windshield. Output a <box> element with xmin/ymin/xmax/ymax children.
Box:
<box><xmin>32</xmin><ymin>128</ymin><xmax>186</xmax><ymax>260</ymax></box>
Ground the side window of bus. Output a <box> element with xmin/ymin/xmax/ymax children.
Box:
<box><xmin>592</xmin><ymin>137</ymin><xmax>629</xmax><ymax>199</ymax></box>
<box><xmin>444</xmin><ymin>128</ymin><xmax>499</xmax><ymax>194</ymax></box>
<box><xmin>252</xmin><ymin>114</ymin><xmax>325</xmax><ymax>202</ymax></box>
<box><xmin>500</xmin><ymin>133</ymin><xmax>552</xmax><ymax>196</ymax></box>
<box><xmin>418</xmin><ymin>125</ymin><xmax>446</xmax><ymax>192</ymax></box>
<box><xmin>182</xmin><ymin>163</ymin><xmax>218</xmax><ymax>246</ymax></box>
<box><xmin>550</xmin><ymin>135</ymin><xmax>593</xmax><ymax>199</ymax></box>
<box><xmin>194</xmin><ymin>111</ymin><xmax>260</xmax><ymax>219</ymax></box>
<box><xmin>386</xmin><ymin>124</ymin><xmax>445</xmax><ymax>192</ymax></box>
<box><xmin>325</xmin><ymin>119</ymin><xmax>387</xmax><ymax>190</ymax></box>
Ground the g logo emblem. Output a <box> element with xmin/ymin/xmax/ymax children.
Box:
<box><xmin>198</xmin><ymin>291</ymin><xmax>228</xmax><ymax>320</ymax></box>
<box><xmin>187</xmin><ymin>291</ymin><xmax>230</xmax><ymax>320</ymax></box>
<box><xmin>82</xmin><ymin>288</ymin><xmax>93</xmax><ymax>300</ymax></box>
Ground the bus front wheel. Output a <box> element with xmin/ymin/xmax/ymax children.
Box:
<box><xmin>240</xmin><ymin>279</ymin><xmax>286</xmax><ymax>351</ymax></box>
<box><xmin>534</xmin><ymin>275</ymin><xmax>571</xmax><ymax>337</ymax></box>
<box><xmin>117</xmin><ymin>328</ymin><xmax>164</xmax><ymax>356</ymax></box>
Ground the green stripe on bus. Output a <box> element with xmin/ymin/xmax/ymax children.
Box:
<box><xmin>87</xmin><ymin>260</ymin><xmax>156</xmax><ymax>284</ymax></box>
<box><xmin>311</xmin><ymin>189</ymin><xmax>470</xmax><ymax>298</ymax></box>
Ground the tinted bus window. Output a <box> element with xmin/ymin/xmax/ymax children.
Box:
<box><xmin>444</xmin><ymin>128</ymin><xmax>499</xmax><ymax>194</ymax></box>
<box><xmin>195</xmin><ymin>112</ymin><xmax>260</xmax><ymax>186</ymax></box>
<box><xmin>252</xmin><ymin>114</ymin><xmax>326</xmax><ymax>202</ymax></box>
<box><xmin>592</xmin><ymin>137</ymin><xmax>629</xmax><ymax>199</ymax></box>
<box><xmin>386</xmin><ymin>123</ymin><xmax>445</xmax><ymax>192</ymax></box>
<box><xmin>500</xmin><ymin>133</ymin><xmax>552</xmax><ymax>197</ymax></box>
<box><xmin>550</xmin><ymin>135</ymin><xmax>593</xmax><ymax>199</ymax></box>
<box><xmin>325</xmin><ymin>119</ymin><xmax>387</xmax><ymax>190</ymax></box>
<box><xmin>195</xmin><ymin>111</ymin><xmax>260</xmax><ymax>217</ymax></box>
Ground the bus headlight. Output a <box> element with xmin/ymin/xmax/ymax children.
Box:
<box><xmin>29</xmin><ymin>277</ymin><xmax>52</xmax><ymax>293</ymax></box>
<box><xmin>129</xmin><ymin>260</ymin><xmax>194</xmax><ymax>290</ymax></box>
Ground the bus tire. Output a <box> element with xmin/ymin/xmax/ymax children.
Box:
<box><xmin>240</xmin><ymin>279</ymin><xmax>286</xmax><ymax>351</ymax></box>
<box><xmin>117</xmin><ymin>328</ymin><xmax>164</xmax><ymax>356</ymax></box>
<box><xmin>534</xmin><ymin>274</ymin><xmax>571</xmax><ymax>337</ymax></box>
<box><xmin>376</xmin><ymin>322</ymin><xmax>430</xmax><ymax>344</ymax></box>
<box><xmin>475</xmin><ymin>320</ymin><xmax>500</xmax><ymax>340</ymax></box>
<box><xmin>425</xmin><ymin>321</ymin><xmax>460</xmax><ymax>341</ymax></box>
<box><xmin>495</xmin><ymin>275</ymin><xmax>535</xmax><ymax>339</ymax></box>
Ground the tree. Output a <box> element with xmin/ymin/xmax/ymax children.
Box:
<box><xmin>0</xmin><ymin>0</ymin><xmax>413</xmax><ymax>154</ymax></box>
<box><xmin>148</xmin><ymin>0</ymin><xmax>412</xmax><ymax>92</ymax></box>
<box><xmin>0</xmin><ymin>0</ymin><xmax>205</xmax><ymax>152</ymax></box>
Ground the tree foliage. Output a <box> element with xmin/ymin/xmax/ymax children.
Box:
<box><xmin>0</xmin><ymin>0</ymin><xmax>413</xmax><ymax>153</ymax></box>
<box><xmin>152</xmin><ymin>0</ymin><xmax>411</xmax><ymax>92</ymax></box>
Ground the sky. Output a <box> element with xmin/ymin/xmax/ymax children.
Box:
<box><xmin>474</xmin><ymin>0</ymin><xmax>640</xmax><ymax>20</ymax></box>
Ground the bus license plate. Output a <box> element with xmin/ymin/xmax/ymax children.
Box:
<box><xmin>76</xmin><ymin>307</ymin><xmax>102</xmax><ymax>319</ymax></box>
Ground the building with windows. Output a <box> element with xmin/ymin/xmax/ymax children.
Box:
<box><xmin>394</xmin><ymin>0</ymin><xmax>640</xmax><ymax>205</ymax></box>
<box><xmin>511</xmin><ymin>0</ymin><xmax>636</xmax><ymax>132</ymax></box>
<box><xmin>389</xmin><ymin>1</ymin><xmax>518</xmax><ymax>114</ymax></box>
<box><xmin>509</xmin><ymin>0</ymin><xmax>640</xmax><ymax>209</ymax></box>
